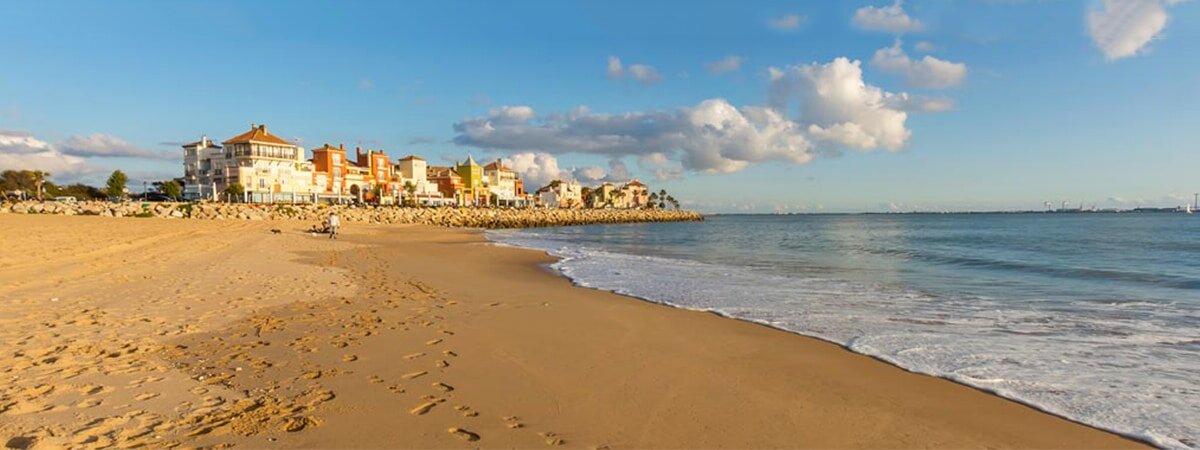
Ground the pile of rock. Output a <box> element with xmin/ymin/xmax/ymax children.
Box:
<box><xmin>0</xmin><ymin>201</ymin><xmax>704</xmax><ymax>228</ymax></box>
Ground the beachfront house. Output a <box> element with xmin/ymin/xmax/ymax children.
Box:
<box><xmin>395</xmin><ymin>155</ymin><xmax>445</xmax><ymax>206</ymax></box>
<box><xmin>220</xmin><ymin>124</ymin><xmax>319</xmax><ymax>203</ymax></box>
<box><xmin>536</xmin><ymin>179</ymin><xmax>583</xmax><ymax>208</ymax></box>
<box><xmin>455</xmin><ymin>155</ymin><xmax>489</xmax><ymax>206</ymax></box>
<box><xmin>181</xmin><ymin>135</ymin><xmax>224</xmax><ymax>201</ymax></box>
<box><xmin>483</xmin><ymin>159</ymin><xmax>526</xmax><ymax>207</ymax></box>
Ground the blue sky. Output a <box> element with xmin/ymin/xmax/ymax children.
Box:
<box><xmin>1</xmin><ymin>0</ymin><xmax>1197</xmax><ymax>212</ymax></box>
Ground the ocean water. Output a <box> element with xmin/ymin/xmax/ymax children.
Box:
<box><xmin>488</xmin><ymin>213</ymin><xmax>1200</xmax><ymax>449</ymax></box>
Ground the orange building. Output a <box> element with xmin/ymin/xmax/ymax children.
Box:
<box><xmin>427</xmin><ymin>166</ymin><xmax>464</xmax><ymax>203</ymax></box>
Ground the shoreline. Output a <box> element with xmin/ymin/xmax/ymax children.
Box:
<box><xmin>0</xmin><ymin>215</ymin><xmax>1147</xmax><ymax>448</ymax></box>
<box><xmin>482</xmin><ymin>230</ymin><xmax>1157</xmax><ymax>448</ymax></box>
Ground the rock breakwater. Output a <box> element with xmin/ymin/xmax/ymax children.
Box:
<box><xmin>0</xmin><ymin>201</ymin><xmax>704</xmax><ymax>228</ymax></box>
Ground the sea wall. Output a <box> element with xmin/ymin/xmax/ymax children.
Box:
<box><xmin>0</xmin><ymin>201</ymin><xmax>704</xmax><ymax>228</ymax></box>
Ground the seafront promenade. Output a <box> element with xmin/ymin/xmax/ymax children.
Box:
<box><xmin>0</xmin><ymin>200</ymin><xmax>703</xmax><ymax>228</ymax></box>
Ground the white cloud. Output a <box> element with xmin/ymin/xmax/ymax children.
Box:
<box><xmin>503</xmin><ymin>152</ymin><xmax>574</xmax><ymax>189</ymax></box>
<box><xmin>458</xmin><ymin>56</ymin><xmax>944</xmax><ymax>178</ymax></box>
<box><xmin>59</xmin><ymin>134</ymin><xmax>175</xmax><ymax>160</ymax></box>
<box><xmin>606</xmin><ymin>56</ymin><xmax>623</xmax><ymax>79</ymax></box>
<box><xmin>706</xmin><ymin>55</ymin><xmax>746</xmax><ymax>74</ymax></box>
<box><xmin>1087</xmin><ymin>0</ymin><xmax>1173</xmax><ymax>61</ymax></box>
<box><xmin>0</xmin><ymin>131</ymin><xmax>95</xmax><ymax>177</ymax></box>
<box><xmin>358</xmin><ymin>78</ymin><xmax>375</xmax><ymax>90</ymax></box>
<box><xmin>627</xmin><ymin>64</ymin><xmax>663</xmax><ymax>84</ymax></box>
<box><xmin>455</xmin><ymin>99</ymin><xmax>814</xmax><ymax>174</ymax></box>
<box><xmin>767</xmin><ymin>14</ymin><xmax>805</xmax><ymax>31</ymax></box>
<box><xmin>607</xmin><ymin>56</ymin><xmax>663</xmax><ymax>84</ymax></box>
<box><xmin>852</xmin><ymin>0</ymin><xmax>925</xmax><ymax>34</ymax></box>
<box><xmin>887</xmin><ymin>94</ymin><xmax>956</xmax><ymax>112</ymax></box>
<box><xmin>870</xmin><ymin>40</ymin><xmax>967</xmax><ymax>89</ymax></box>
<box><xmin>637</xmin><ymin>152</ymin><xmax>685</xmax><ymax>181</ymax></box>
<box><xmin>768</xmin><ymin>57</ymin><xmax>912</xmax><ymax>150</ymax></box>
<box><xmin>914</xmin><ymin>40</ymin><xmax>937</xmax><ymax>52</ymax></box>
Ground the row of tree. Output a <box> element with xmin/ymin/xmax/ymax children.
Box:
<box><xmin>0</xmin><ymin>169</ymin><xmax>183</xmax><ymax>201</ymax></box>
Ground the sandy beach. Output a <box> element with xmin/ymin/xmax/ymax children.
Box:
<box><xmin>0</xmin><ymin>214</ymin><xmax>1146</xmax><ymax>449</ymax></box>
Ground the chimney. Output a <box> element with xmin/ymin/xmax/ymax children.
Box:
<box><xmin>339</xmin><ymin>143</ymin><xmax>344</xmax><ymax>151</ymax></box>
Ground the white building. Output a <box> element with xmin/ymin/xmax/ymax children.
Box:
<box><xmin>182</xmin><ymin>136</ymin><xmax>224</xmax><ymax>200</ymax></box>
<box><xmin>395</xmin><ymin>155</ymin><xmax>441</xmax><ymax>204</ymax></box>
<box><xmin>183</xmin><ymin>124</ymin><xmax>319</xmax><ymax>203</ymax></box>
<box><xmin>536</xmin><ymin>179</ymin><xmax>582</xmax><ymax>208</ymax></box>
<box><xmin>484</xmin><ymin>159</ymin><xmax>523</xmax><ymax>206</ymax></box>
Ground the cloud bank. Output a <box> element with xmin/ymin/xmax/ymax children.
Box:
<box><xmin>59</xmin><ymin>134</ymin><xmax>176</xmax><ymax>160</ymax></box>
<box><xmin>457</xmin><ymin>56</ymin><xmax>954</xmax><ymax>180</ymax></box>
<box><xmin>0</xmin><ymin>131</ymin><xmax>95</xmax><ymax>177</ymax></box>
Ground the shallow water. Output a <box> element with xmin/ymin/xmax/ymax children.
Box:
<box><xmin>489</xmin><ymin>213</ymin><xmax>1200</xmax><ymax>449</ymax></box>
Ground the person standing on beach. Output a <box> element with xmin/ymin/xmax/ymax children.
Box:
<box><xmin>327</xmin><ymin>212</ymin><xmax>340</xmax><ymax>239</ymax></box>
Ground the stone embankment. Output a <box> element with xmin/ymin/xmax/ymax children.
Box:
<box><xmin>0</xmin><ymin>201</ymin><xmax>704</xmax><ymax>228</ymax></box>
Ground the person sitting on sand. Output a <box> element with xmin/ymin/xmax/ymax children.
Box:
<box><xmin>327</xmin><ymin>212</ymin><xmax>340</xmax><ymax>239</ymax></box>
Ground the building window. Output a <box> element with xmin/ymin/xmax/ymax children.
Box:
<box><xmin>259</xmin><ymin>179</ymin><xmax>266</xmax><ymax>189</ymax></box>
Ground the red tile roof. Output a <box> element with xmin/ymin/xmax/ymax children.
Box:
<box><xmin>222</xmin><ymin>124</ymin><xmax>294</xmax><ymax>146</ymax></box>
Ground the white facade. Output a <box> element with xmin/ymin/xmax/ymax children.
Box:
<box><xmin>183</xmin><ymin>125</ymin><xmax>320</xmax><ymax>203</ymax></box>
<box><xmin>182</xmin><ymin>136</ymin><xmax>224</xmax><ymax>200</ymax></box>
<box><xmin>538</xmin><ymin>180</ymin><xmax>582</xmax><ymax>208</ymax></box>
<box><xmin>396</xmin><ymin>156</ymin><xmax>439</xmax><ymax>196</ymax></box>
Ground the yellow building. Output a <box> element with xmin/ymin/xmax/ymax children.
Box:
<box><xmin>455</xmin><ymin>154</ymin><xmax>488</xmax><ymax>206</ymax></box>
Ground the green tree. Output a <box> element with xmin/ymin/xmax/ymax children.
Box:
<box><xmin>648</xmin><ymin>192</ymin><xmax>659</xmax><ymax>209</ymax></box>
<box><xmin>49</xmin><ymin>183</ymin><xmax>105</xmax><ymax>200</ymax></box>
<box><xmin>224</xmin><ymin>183</ymin><xmax>244</xmax><ymax>203</ymax></box>
<box><xmin>159</xmin><ymin>180</ymin><xmax>182</xmax><ymax>200</ymax></box>
<box><xmin>1</xmin><ymin>170</ymin><xmax>38</xmax><ymax>199</ymax></box>
<box><xmin>667</xmin><ymin>195</ymin><xmax>679</xmax><ymax>210</ymax></box>
<box><xmin>105</xmin><ymin>170</ymin><xmax>128</xmax><ymax>199</ymax></box>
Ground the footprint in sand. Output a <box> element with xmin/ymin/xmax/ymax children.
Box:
<box><xmin>539</xmin><ymin>431</ymin><xmax>565</xmax><ymax>446</ymax></box>
<box><xmin>342</xmin><ymin>354</ymin><xmax>358</xmax><ymax>362</ymax></box>
<box><xmin>388</xmin><ymin>384</ymin><xmax>405</xmax><ymax>394</ymax></box>
<box><xmin>76</xmin><ymin>398</ymin><xmax>102</xmax><ymax>408</ymax></box>
<box><xmin>410</xmin><ymin>401</ymin><xmax>438</xmax><ymax>415</ymax></box>
<box><xmin>443</xmin><ymin>350</ymin><xmax>458</xmax><ymax>357</ymax></box>
<box><xmin>401</xmin><ymin>371</ymin><xmax>427</xmax><ymax>380</ymax></box>
<box><xmin>425</xmin><ymin>339</ymin><xmax>442</xmax><ymax>346</ymax></box>
<box><xmin>432</xmin><ymin>382</ymin><xmax>454</xmax><ymax>392</ymax></box>
<box><xmin>403</xmin><ymin>352</ymin><xmax>425</xmax><ymax>360</ymax></box>
<box><xmin>504</xmin><ymin>416</ymin><xmax>524</xmax><ymax>429</ymax></box>
<box><xmin>301</xmin><ymin>370</ymin><xmax>322</xmax><ymax>380</ymax></box>
<box><xmin>448</xmin><ymin>427</ymin><xmax>480</xmax><ymax>442</ymax></box>
<box><xmin>454</xmin><ymin>405</ymin><xmax>479</xmax><ymax>417</ymax></box>
<box><xmin>368</xmin><ymin>375</ymin><xmax>384</xmax><ymax>384</ymax></box>
<box><xmin>134</xmin><ymin>392</ymin><xmax>160</xmax><ymax>401</ymax></box>
<box><xmin>435</xmin><ymin>360</ymin><xmax>449</xmax><ymax>368</ymax></box>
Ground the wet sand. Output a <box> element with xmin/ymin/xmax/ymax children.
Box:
<box><xmin>0</xmin><ymin>215</ymin><xmax>1145</xmax><ymax>448</ymax></box>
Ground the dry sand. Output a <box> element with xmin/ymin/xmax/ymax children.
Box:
<box><xmin>0</xmin><ymin>215</ymin><xmax>1146</xmax><ymax>449</ymax></box>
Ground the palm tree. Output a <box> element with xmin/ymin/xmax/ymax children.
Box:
<box><xmin>31</xmin><ymin>171</ymin><xmax>49</xmax><ymax>201</ymax></box>
<box><xmin>404</xmin><ymin>181</ymin><xmax>417</xmax><ymax>207</ymax></box>
<box><xmin>648</xmin><ymin>192</ymin><xmax>659</xmax><ymax>209</ymax></box>
<box><xmin>658</xmin><ymin>189</ymin><xmax>668</xmax><ymax>209</ymax></box>
<box><xmin>612</xmin><ymin>190</ymin><xmax>627</xmax><ymax>209</ymax></box>
<box><xmin>667</xmin><ymin>195</ymin><xmax>679</xmax><ymax>210</ymax></box>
